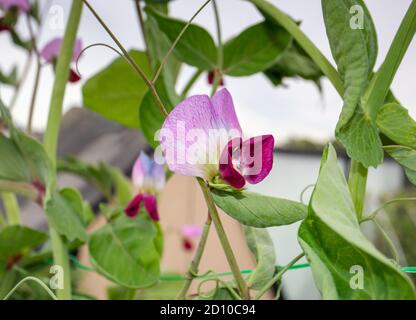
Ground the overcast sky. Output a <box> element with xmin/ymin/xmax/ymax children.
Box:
<box><xmin>1</xmin><ymin>0</ymin><xmax>414</xmax><ymax>146</ymax></box>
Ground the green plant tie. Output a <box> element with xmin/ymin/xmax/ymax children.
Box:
<box><xmin>63</xmin><ymin>256</ymin><xmax>416</xmax><ymax>280</ymax></box>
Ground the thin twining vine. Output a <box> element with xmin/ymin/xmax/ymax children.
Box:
<box><xmin>361</xmin><ymin>197</ymin><xmax>416</xmax><ymax>222</ymax></box>
<box><xmin>3</xmin><ymin>276</ymin><xmax>58</xmax><ymax>301</ymax></box>
<box><xmin>75</xmin><ymin>43</ymin><xmax>125</xmax><ymax>78</ymax></box>
<box><xmin>81</xmin><ymin>0</ymin><xmax>250</xmax><ymax>299</ymax></box>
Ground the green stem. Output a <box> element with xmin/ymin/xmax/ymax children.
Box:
<box><xmin>247</xmin><ymin>0</ymin><xmax>344</xmax><ymax>96</ymax></box>
<box><xmin>27</xmin><ymin>61</ymin><xmax>41</xmax><ymax>135</ymax></box>
<box><xmin>0</xmin><ymin>180</ymin><xmax>37</xmax><ymax>200</ymax></box>
<box><xmin>361</xmin><ymin>197</ymin><xmax>416</xmax><ymax>222</ymax></box>
<box><xmin>348</xmin><ymin>160</ymin><xmax>368</xmax><ymax>221</ymax></box>
<box><xmin>135</xmin><ymin>0</ymin><xmax>152</xmax><ymax>67</ymax></box>
<box><xmin>254</xmin><ymin>253</ymin><xmax>304</xmax><ymax>300</ymax></box>
<box><xmin>210</xmin><ymin>0</ymin><xmax>223</xmax><ymax>97</ymax></box>
<box><xmin>2</xmin><ymin>192</ymin><xmax>21</xmax><ymax>225</ymax></box>
<box><xmin>26</xmin><ymin>13</ymin><xmax>42</xmax><ymax>135</ymax></box>
<box><xmin>373</xmin><ymin>219</ymin><xmax>400</xmax><ymax>264</ymax></box>
<box><xmin>363</xmin><ymin>0</ymin><xmax>416</xmax><ymax>118</ymax></box>
<box><xmin>82</xmin><ymin>0</ymin><xmax>167</xmax><ymax>117</ymax></box>
<box><xmin>180</xmin><ymin>69</ymin><xmax>203</xmax><ymax>98</ymax></box>
<box><xmin>197</xmin><ymin>178</ymin><xmax>250</xmax><ymax>299</ymax></box>
<box><xmin>152</xmin><ymin>0</ymin><xmax>212</xmax><ymax>83</ymax></box>
<box><xmin>43</xmin><ymin>0</ymin><xmax>84</xmax><ymax>300</ymax></box>
<box><xmin>212</xmin><ymin>0</ymin><xmax>223</xmax><ymax>69</ymax></box>
<box><xmin>3</xmin><ymin>276</ymin><xmax>58</xmax><ymax>300</ymax></box>
<box><xmin>177</xmin><ymin>214</ymin><xmax>212</xmax><ymax>299</ymax></box>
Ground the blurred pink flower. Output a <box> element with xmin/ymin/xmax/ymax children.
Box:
<box><xmin>40</xmin><ymin>37</ymin><xmax>83</xmax><ymax>83</ymax></box>
<box><xmin>181</xmin><ymin>224</ymin><xmax>203</xmax><ymax>239</ymax></box>
<box><xmin>125</xmin><ymin>152</ymin><xmax>165</xmax><ymax>221</ymax></box>
<box><xmin>0</xmin><ymin>0</ymin><xmax>30</xmax><ymax>12</ymax></box>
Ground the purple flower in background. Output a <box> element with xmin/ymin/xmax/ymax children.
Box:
<box><xmin>0</xmin><ymin>0</ymin><xmax>30</xmax><ymax>33</ymax></box>
<box><xmin>181</xmin><ymin>224</ymin><xmax>202</xmax><ymax>252</ymax></box>
<box><xmin>158</xmin><ymin>88</ymin><xmax>274</xmax><ymax>189</ymax></box>
<box><xmin>0</xmin><ymin>0</ymin><xmax>30</xmax><ymax>12</ymax></box>
<box><xmin>40</xmin><ymin>37</ymin><xmax>83</xmax><ymax>83</ymax></box>
<box><xmin>125</xmin><ymin>152</ymin><xmax>165</xmax><ymax>221</ymax></box>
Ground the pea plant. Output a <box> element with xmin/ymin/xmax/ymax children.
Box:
<box><xmin>0</xmin><ymin>0</ymin><xmax>416</xmax><ymax>300</ymax></box>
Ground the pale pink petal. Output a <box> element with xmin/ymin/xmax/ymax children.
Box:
<box><xmin>40</xmin><ymin>37</ymin><xmax>82</xmax><ymax>63</ymax></box>
<box><xmin>211</xmin><ymin>88</ymin><xmax>242</xmax><ymax>136</ymax></box>
<box><xmin>159</xmin><ymin>95</ymin><xmax>223</xmax><ymax>179</ymax></box>
<box><xmin>40</xmin><ymin>38</ymin><xmax>62</xmax><ymax>62</ymax></box>
<box><xmin>181</xmin><ymin>225</ymin><xmax>203</xmax><ymax>238</ymax></box>
<box><xmin>241</xmin><ymin>135</ymin><xmax>274</xmax><ymax>184</ymax></box>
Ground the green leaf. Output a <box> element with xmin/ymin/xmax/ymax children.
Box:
<box><xmin>362</xmin><ymin>1</ymin><xmax>416</xmax><ymax>120</ymax></box>
<box><xmin>58</xmin><ymin>157</ymin><xmax>114</xmax><ymax>199</ymax></box>
<box><xmin>0</xmin><ymin>66</ymin><xmax>18</xmax><ymax>86</ymax></box>
<box><xmin>377</xmin><ymin>103</ymin><xmax>416</xmax><ymax>149</ymax></box>
<box><xmin>211</xmin><ymin>189</ymin><xmax>307</xmax><ymax>228</ymax></box>
<box><xmin>59</xmin><ymin>188</ymin><xmax>94</xmax><ymax>226</ymax></box>
<box><xmin>0</xmin><ymin>99</ymin><xmax>51</xmax><ymax>185</ymax></box>
<box><xmin>146</xmin><ymin>7</ymin><xmax>217</xmax><ymax>70</ymax></box>
<box><xmin>0</xmin><ymin>225</ymin><xmax>48</xmax><ymax>260</ymax></box>
<box><xmin>89</xmin><ymin>214</ymin><xmax>162</xmax><ymax>288</ymax></box>
<box><xmin>405</xmin><ymin>168</ymin><xmax>416</xmax><ymax>186</ymax></box>
<box><xmin>321</xmin><ymin>0</ymin><xmax>382</xmax><ymax>167</ymax></box>
<box><xmin>0</xmin><ymin>135</ymin><xmax>31</xmax><ymax>182</ymax></box>
<box><xmin>82</xmin><ymin>50</ymin><xmax>151</xmax><ymax>129</ymax></box>
<box><xmin>298</xmin><ymin>144</ymin><xmax>416</xmax><ymax>299</ymax></box>
<box><xmin>223</xmin><ymin>21</ymin><xmax>291</xmax><ymax>76</ymax></box>
<box><xmin>243</xmin><ymin>226</ymin><xmax>276</xmax><ymax>290</ymax></box>
<box><xmin>45</xmin><ymin>190</ymin><xmax>88</xmax><ymax>243</ymax></box>
<box><xmin>264</xmin><ymin>41</ymin><xmax>323</xmax><ymax>87</ymax></box>
<box><xmin>323</xmin><ymin>0</ymin><xmax>377</xmax><ymax>126</ymax></box>
<box><xmin>139</xmin><ymin>76</ymin><xmax>177</xmax><ymax>148</ymax></box>
<box><xmin>337</xmin><ymin>109</ymin><xmax>383</xmax><ymax>168</ymax></box>
<box><xmin>384</xmin><ymin>146</ymin><xmax>416</xmax><ymax>171</ymax></box>
<box><xmin>145</xmin><ymin>13</ymin><xmax>181</xmax><ymax>102</ymax></box>
<box><xmin>110</xmin><ymin>168</ymin><xmax>133</xmax><ymax>207</ymax></box>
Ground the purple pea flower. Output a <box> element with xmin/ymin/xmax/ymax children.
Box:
<box><xmin>0</xmin><ymin>0</ymin><xmax>30</xmax><ymax>12</ymax></box>
<box><xmin>40</xmin><ymin>37</ymin><xmax>83</xmax><ymax>83</ymax></box>
<box><xmin>158</xmin><ymin>88</ymin><xmax>274</xmax><ymax>189</ymax></box>
<box><xmin>181</xmin><ymin>224</ymin><xmax>203</xmax><ymax>252</ymax></box>
<box><xmin>124</xmin><ymin>152</ymin><xmax>165</xmax><ymax>221</ymax></box>
<box><xmin>0</xmin><ymin>0</ymin><xmax>30</xmax><ymax>33</ymax></box>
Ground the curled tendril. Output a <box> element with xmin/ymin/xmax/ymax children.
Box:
<box><xmin>300</xmin><ymin>184</ymin><xmax>315</xmax><ymax>205</ymax></box>
<box><xmin>75</xmin><ymin>43</ymin><xmax>126</xmax><ymax>78</ymax></box>
<box><xmin>197</xmin><ymin>278</ymin><xmax>220</xmax><ymax>299</ymax></box>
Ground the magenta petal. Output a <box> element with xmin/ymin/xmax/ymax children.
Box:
<box><xmin>124</xmin><ymin>194</ymin><xmax>144</xmax><ymax>217</ymax></box>
<box><xmin>241</xmin><ymin>135</ymin><xmax>274</xmax><ymax>184</ymax></box>
<box><xmin>143</xmin><ymin>194</ymin><xmax>159</xmax><ymax>221</ymax></box>
<box><xmin>69</xmin><ymin>68</ymin><xmax>81</xmax><ymax>83</ymax></box>
<box><xmin>211</xmin><ymin>88</ymin><xmax>242</xmax><ymax>136</ymax></box>
<box><xmin>219</xmin><ymin>137</ymin><xmax>246</xmax><ymax>189</ymax></box>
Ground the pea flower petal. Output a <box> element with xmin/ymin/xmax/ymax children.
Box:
<box><xmin>0</xmin><ymin>0</ymin><xmax>30</xmax><ymax>12</ymax></box>
<box><xmin>132</xmin><ymin>151</ymin><xmax>165</xmax><ymax>193</ymax></box>
<box><xmin>181</xmin><ymin>225</ymin><xmax>203</xmax><ymax>238</ymax></box>
<box><xmin>159</xmin><ymin>88</ymin><xmax>274</xmax><ymax>188</ymax></box>
<box><xmin>159</xmin><ymin>88</ymin><xmax>242</xmax><ymax>180</ymax></box>
<box><xmin>40</xmin><ymin>37</ymin><xmax>83</xmax><ymax>63</ymax></box>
